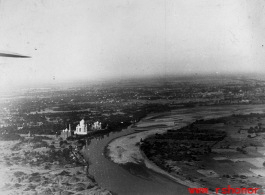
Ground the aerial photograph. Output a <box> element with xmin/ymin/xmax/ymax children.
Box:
<box><xmin>1</xmin><ymin>0</ymin><xmax>265</xmax><ymax>195</ymax></box>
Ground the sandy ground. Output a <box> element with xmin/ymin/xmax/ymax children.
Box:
<box><xmin>0</xmin><ymin>139</ymin><xmax>112</xmax><ymax>195</ymax></box>
<box><xmin>107</xmin><ymin>128</ymin><xmax>168</xmax><ymax>164</ymax></box>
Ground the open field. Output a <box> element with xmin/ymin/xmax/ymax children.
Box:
<box><xmin>142</xmin><ymin>113</ymin><xmax>265</xmax><ymax>194</ymax></box>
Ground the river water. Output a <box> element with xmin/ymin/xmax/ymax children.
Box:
<box><xmin>83</xmin><ymin>105</ymin><xmax>265</xmax><ymax>195</ymax></box>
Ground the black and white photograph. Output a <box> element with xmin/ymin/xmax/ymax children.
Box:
<box><xmin>1</xmin><ymin>0</ymin><xmax>265</xmax><ymax>195</ymax></box>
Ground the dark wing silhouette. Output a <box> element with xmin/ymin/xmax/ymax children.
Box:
<box><xmin>0</xmin><ymin>52</ymin><xmax>31</xmax><ymax>58</ymax></box>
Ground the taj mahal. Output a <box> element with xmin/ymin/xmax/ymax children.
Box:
<box><xmin>73</xmin><ymin>119</ymin><xmax>102</xmax><ymax>135</ymax></box>
<box><xmin>74</xmin><ymin>119</ymin><xmax>88</xmax><ymax>135</ymax></box>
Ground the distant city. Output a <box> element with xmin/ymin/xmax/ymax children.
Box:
<box><xmin>1</xmin><ymin>75</ymin><xmax>265</xmax><ymax>135</ymax></box>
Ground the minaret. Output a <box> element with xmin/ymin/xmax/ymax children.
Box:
<box><xmin>68</xmin><ymin>124</ymin><xmax>71</xmax><ymax>136</ymax></box>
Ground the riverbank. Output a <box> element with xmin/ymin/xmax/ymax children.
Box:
<box><xmin>107</xmin><ymin>128</ymin><xmax>169</xmax><ymax>164</ymax></box>
<box><xmin>105</xmin><ymin>126</ymin><xmax>214</xmax><ymax>193</ymax></box>
<box><xmin>106</xmin><ymin>111</ymin><xmax>207</xmax><ymax>192</ymax></box>
<box><xmin>0</xmin><ymin>136</ymin><xmax>112</xmax><ymax>195</ymax></box>
<box><xmin>106</xmin><ymin>106</ymin><xmax>265</xmax><ymax>194</ymax></box>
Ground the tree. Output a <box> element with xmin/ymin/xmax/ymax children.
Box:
<box><xmin>59</xmin><ymin>140</ymin><xmax>64</xmax><ymax>148</ymax></box>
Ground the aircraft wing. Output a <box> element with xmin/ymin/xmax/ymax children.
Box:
<box><xmin>0</xmin><ymin>51</ymin><xmax>31</xmax><ymax>58</ymax></box>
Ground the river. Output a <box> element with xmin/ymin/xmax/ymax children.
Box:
<box><xmin>82</xmin><ymin>104</ymin><xmax>265</xmax><ymax>195</ymax></box>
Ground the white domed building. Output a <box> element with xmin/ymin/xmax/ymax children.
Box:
<box><xmin>74</xmin><ymin>119</ymin><xmax>88</xmax><ymax>135</ymax></box>
<box><xmin>91</xmin><ymin>121</ymin><xmax>102</xmax><ymax>130</ymax></box>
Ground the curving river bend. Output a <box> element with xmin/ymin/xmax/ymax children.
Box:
<box><xmin>83</xmin><ymin>105</ymin><xmax>265</xmax><ymax>195</ymax></box>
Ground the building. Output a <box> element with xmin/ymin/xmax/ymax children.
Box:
<box><xmin>28</xmin><ymin>130</ymin><xmax>34</xmax><ymax>137</ymax></box>
<box><xmin>74</xmin><ymin>119</ymin><xmax>88</xmax><ymax>135</ymax></box>
<box><xmin>17</xmin><ymin>126</ymin><xmax>23</xmax><ymax>130</ymax></box>
<box><xmin>91</xmin><ymin>121</ymin><xmax>102</xmax><ymax>130</ymax></box>
<box><xmin>61</xmin><ymin>124</ymin><xmax>72</xmax><ymax>139</ymax></box>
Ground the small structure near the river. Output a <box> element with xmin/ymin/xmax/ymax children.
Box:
<box><xmin>28</xmin><ymin>131</ymin><xmax>32</xmax><ymax>137</ymax></box>
<box><xmin>61</xmin><ymin>124</ymin><xmax>72</xmax><ymax>139</ymax></box>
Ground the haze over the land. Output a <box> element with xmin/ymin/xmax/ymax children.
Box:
<box><xmin>0</xmin><ymin>0</ymin><xmax>265</xmax><ymax>90</ymax></box>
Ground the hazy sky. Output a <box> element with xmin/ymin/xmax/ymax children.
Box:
<box><xmin>0</xmin><ymin>0</ymin><xmax>265</xmax><ymax>90</ymax></box>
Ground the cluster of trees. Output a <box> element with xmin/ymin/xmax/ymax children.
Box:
<box><xmin>248</xmin><ymin>123</ymin><xmax>264</xmax><ymax>133</ymax></box>
<box><xmin>140</xmin><ymin>139</ymin><xmax>210</xmax><ymax>165</ymax></box>
<box><xmin>193</xmin><ymin>118</ymin><xmax>225</xmax><ymax>124</ymax></box>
